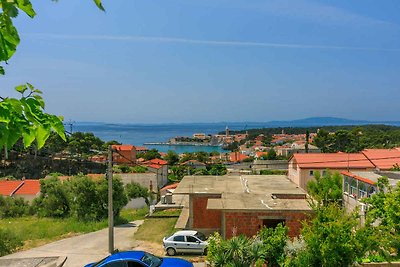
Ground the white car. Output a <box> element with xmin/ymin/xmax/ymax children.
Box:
<box><xmin>163</xmin><ymin>230</ymin><xmax>208</xmax><ymax>256</ymax></box>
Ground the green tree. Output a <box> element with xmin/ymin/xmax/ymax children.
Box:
<box><xmin>307</xmin><ymin>170</ymin><xmax>342</xmax><ymax>206</ymax></box>
<box><xmin>139</xmin><ymin>149</ymin><xmax>161</xmax><ymax>160</ymax></box>
<box><xmin>33</xmin><ymin>176</ymin><xmax>71</xmax><ymax>218</ymax></box>
<box><xmin>313</xmin><ymin>129</ymin><xmax>335</xmax><ymax>152</ymax></box>
<box><xmin>164</xmin><ymin>150</ymin><xmax>179</xmax><ymax>165</ymax></box>
<box><xmin>126</xmin><ymin>181</ymin><xmax>151</xmax><ymax>206</ymax></box>
<box><xmin>363</xmin><ymin>177</ymin><xmax>400</xmax><ymax>255</ymax></box>
<box><xmin>286</xmin><ymin>204</ymin><xmax>371</xmax><ymax>267</ymax></box>
<box><xmin>258</xmin><ymin>224</ymin><xmax>288</xmax><ymax>266</ymax></box>
<box><xmin>266</xmin><ymin>149</ymin><xmax>277</xmax><ymax>160</ymax></box>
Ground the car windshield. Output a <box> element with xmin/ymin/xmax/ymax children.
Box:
<box><xmin>194</xmin><ymin>232</ymin><xmax>207</xmax><ymax>241</ymax></box>
<box><xmin>141</xmin><ymin>252</ymin><xmax>163</xmax><ymax>267</ymax></box>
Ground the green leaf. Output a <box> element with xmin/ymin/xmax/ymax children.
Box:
<box><xmin>15</xmin><ymin>0</ymin><xmax>36</xmax><ymax>18</ymax></box>
<box><xmin>15</xmin><ymin>84</ymin><xmax>28</xmax><ymax>94</ymax></box>
<box><xmin>0</xmin><ymin>66</ymin><xmax>4</xmax><ymax>75</ymax></box>
<box><xmin>36</xmin><ymin>124</ymin><xmax>51</xmax><ymax>149</ymax></box>
<box><xmin>93</xmin><ymin>0</ymin><xmax>105</xmax><ymax>11</ymax></box>
<box><xmin>50</xmin><ymin>115</ymin><xmax>66</xmax><ymax>141</ymax></box>
<box><xmin>22</xmin><ymin>127</ymin><xmax>36</xmax><ymax>147</ymax></box>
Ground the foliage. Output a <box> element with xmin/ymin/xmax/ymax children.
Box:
<box><xmin>266</xmin><ymin>149</ymin><xmax>278</xmax><ymax>160</ymax></box>
<box><xmin>67</xmin><ymin>132</ymin><xmax>104</xmax><ymax>156</ymax></box>
<box><xmin>0</xmin><ymin>195</ymin><xmax>30</xmax><ymax>218</ymax></box>
<box><xmin>164</xmin><ymin>150</ymin><xmax>179</xmax><ymax>165</ymax></box>
<box><xmin>0</xmin><ymin>85</ymin><xmax>66</xmax><ymax>158</ymax></box>
<box><xmin>307</xmin><ymin>170</ymin><xmax>342</xmax><ymax>206</ymax></box>
<box><xmin>126</xmin><ymin>181</ymin><xmax>151</xmax><ymax>206</ymax></box>
<box><xmin>207</xmin><ymin>164</ymin><xmax>227</xmax><ymax>176</ymax></box>
<box><xmin>0</xmin><ymin>228</ymin><xmax>22</xmax><ymax>256</ymax></box>
<box><xmin>137</xmin><ymin>149</ymin><xmax>161</xmax><ymax>160</ymax></box>
<box><xmin>284</xmin><ymin>204</ymin><xmax>371</xmax><ymax>267</ymax></box>
<box><xmin>363</xmin><ymin>178</ymin><xmax>400</xmax><ymax>255</ymax></box>
<box><xmin>33</xmin><ymin>176</ymin><xmax>70</xmax><ymax>218</ymax></box>
<box><xmin>207</xmin><ymin>225</ymin><xmax>288</xmax><ymax>267</ymax></box>
<box><xmin>0</xmin><ymin>0</ymin><xmax>104</xmax><ymax>74</ymax></box>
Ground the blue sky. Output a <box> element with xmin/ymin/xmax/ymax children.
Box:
<box><xmin>1</xmin><ymin>0</ymin><xmax>400</xmax><ymax>123</ymax></box>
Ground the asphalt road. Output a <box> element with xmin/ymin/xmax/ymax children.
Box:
<box><xmin>1</xmin><ymin>221</ymin><xmax>144</xmax><ymax>267</ymax></box>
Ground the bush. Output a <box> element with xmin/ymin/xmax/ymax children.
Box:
<box><xmin>33</xmin><ymin>177</ymin><xmax>70</xmax><ymax>218</ymax></box>
<box><xmin>0</xmin><ymin>196</ymin><xmax>30</xmax><ymax>218</ymax></box>
<box><xmin>0</xmin><ymin>228</ymin><xmax>22</xmax><ymax>256</ymax></box>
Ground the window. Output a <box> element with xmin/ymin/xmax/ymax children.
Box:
<box><xmin>186</xmin><ymin>236</ymin><xmax>198</xmax><ymax>243</ymax></box>
<box><xmin>173</xmin><ymin>236</ymin><xmax>185</xmax><ymax>242</ymax></box>
<box><xmin>103</xmin><ymin>261</ymin><xmax>128</xmax><ymax>267</ymax></box>
<box><xmin>262</xmin><ymin>219</ymin><xmax>285</xmax><ymax>228</ymax></box>
<box><xmin>127</xmin><ymin>262</ymin><xmax>145</xmax><ymax>267</ymax></box>
<box><xmin>309</xmin><ymin>170</ymin><xmax>314</xmax><ymax>176</ymax></box>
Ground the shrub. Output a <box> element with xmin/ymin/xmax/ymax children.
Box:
<box><xmin>0</xmin><ymin>196</ymin><xmax>30</xmax><ymax>218</ymax></box>
<box><xmin>0</xmin><ymin>228</ymin><xmax>22</xmax><ymax>256</ymax></box>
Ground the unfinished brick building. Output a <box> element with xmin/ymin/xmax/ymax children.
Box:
<box><xmin>173</xmin><ymin>175</ymin><xmax>312</xmax><ymax>239</ymax></box>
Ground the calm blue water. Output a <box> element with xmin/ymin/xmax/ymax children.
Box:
<box><xmin>72</xmin><ymin>122</ymin><xmax>261</xmax><ymax>153</ymax></box>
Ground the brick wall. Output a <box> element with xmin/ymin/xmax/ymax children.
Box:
<box><xmin>224</xmin><ymin>211</ymin><xmax>309</xmax><ymax>239</ymax></box>
<box><xmin>192</xmin><ymin>195</ymin><xmax>222</xmax><ymax>229</ymax></box>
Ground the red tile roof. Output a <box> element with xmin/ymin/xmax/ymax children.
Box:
<box><xmin>149</xmin><ymin>158</ymin><xmax>168</xmax><ymax>165</ymax></box>
<box><xmin>112</xmin><ymin>144</ymin><xmax>134</xmax><ymax>151</ymax></box>
<box><xmin>161</xmin><ymin>183</ymin><xmax>180</xmax><ymax>191</ymax></box>
<box><xmin>147</xmin><ymin>164</ymin><xmax>163</xmax><ymax>169</ymax></box>
<box><xmin>0</xmin><ymin>180</ymin><xmax>23</xmax><ymax>196</ymax></box>
<box><xmin>14</xmin><ymin>180</ymin><xmax>41</xmax><ymax>195</ymax></box>
<box><xmin>229</xmin><ymin>152</ymin><xmax>249</xmax><ymax>162</ymax></box>
<box><xmin>291</xmin><ymin>153</ymin><xmax>374</xmax><ymax>169</ymax></box>
<box><xmin>341</xmin><ymin>171</ymin><xmax>376</xmax><ymax>185</ymax></box>
<box><xmin>362</xmin><ymin>149</ymin><xmax>400</xmax><ymax>170</ymax></box>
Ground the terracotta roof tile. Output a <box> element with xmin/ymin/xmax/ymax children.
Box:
<box><xmin>0</xmin><ymin>180</ymin><xmax>23</xmax><ymax>196</ymax></box>
<box><xmin>292</xmin><ymin>153</ymin><xmax>374</xmax><ymax>169</ymax></box>
<box><xmin>112</xmin><ymin>144</ymin><xmax>134</xmax><ymax>151</ymax></box>
<box><xmin>362</xmin><ymin>149</ymin><xmax>400</xmax><ymax>170</ymax></box>
<box><xmin>14</xmin><ymin>180</ymin><xmax>41</xmax><ymax>195</ymax></box>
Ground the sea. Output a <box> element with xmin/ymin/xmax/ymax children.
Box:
<box><xmin>72</xmin><ymin>122</ymin><xmax>263</xmax><ymax>154</ymax></box>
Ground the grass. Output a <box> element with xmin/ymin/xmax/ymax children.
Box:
<box><xmin>0</xmin><ymin>207</ymin><xmax>148</xmax><ymax>251</ymax></box>
<box><xmin>151</xmin><ymin>209</ymin><xmax>182</xmax><ymax>217</ymax></box>
<box><xmin>134</xmin><ymin>217</ymin><xmax>178</xmax><ymax>243</ymax></box>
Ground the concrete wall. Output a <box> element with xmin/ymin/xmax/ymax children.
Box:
<box><xmin>223</xmin><ymin>211</ymin><xmax>309</xmax><ymax>239</ymax></box>
<box><xmin>252</xmin><ymin>160</ymin><xmax>288</xmax><ymax>171</ymax></box>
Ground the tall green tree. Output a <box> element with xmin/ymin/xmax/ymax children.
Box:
<box><xmin>307</xmin><ymin>170</ymin><xmax>342</xmax><ymax>206</ymax></box>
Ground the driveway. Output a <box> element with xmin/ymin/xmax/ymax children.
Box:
<box><xmin>1</xmin><ymin>221</ymin><xmax>144</xmax><ymax>267</ymax></box>
<box><xmin>1</xmin><ymin>219</ymin><xmax>206</xmax><ymax>267</ymax></box>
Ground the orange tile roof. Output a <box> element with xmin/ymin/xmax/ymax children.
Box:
<box><xmin>291</xmin><ymin>153</ymin><xmax>375</xmax><ymax>169</ymax></box>
<box><xmin>161</xmin><ymin>183</ymin><xmax>180</xmax><ymax>191</ymax></box>
<box><xmin>147</xmin><ymin>164</ymin><xmax>163</xmax><ymax>169</ymax></box>
<box><xmin>341</xmin><ymin>171</ymin><xmax>376</xmax><ymax>185</ymax></box>
<box><xmin>229</xmin><ymin>152</ymin><xmax>249</xmax><ymax>162</ymax></box>
<box><xmin>362</xmin><ymin>149</ymin><xmax>400</xmax><ymax>170</ymax></box>
<box><xmin>149</xmin><ymin>158</ymin><xmax>168</xmax><ymax>165</ymax></box>
<box><xmin>112</xmin><ymin>144</ymin><xmax>134</xmax><ymax>151</ymax></box>
<box><xmin>0</xmin><ymin>180</ymin><xmax>23</xmax><ymax>196</ymax></box>
<box><xmin>14</xmin><ymin>180</ymin><xmax>41</xmax><ymax>195</ymax></box>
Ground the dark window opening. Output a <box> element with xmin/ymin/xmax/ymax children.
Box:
<box><xmin>263</xmin><ymin>219</ymin><xmax>285</xmax><ymax>228</ymax></box>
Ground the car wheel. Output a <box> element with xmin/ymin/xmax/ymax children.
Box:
<box><xmin>167</xmin><ymin>247</ymin><xmax>176</xmax><ymax>256</ymax></box>
<box><xmin>203</xmin><ymin>248</ymin><xmax>208</xmax><ymax>255</ymax></box>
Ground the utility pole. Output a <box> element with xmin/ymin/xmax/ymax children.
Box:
<box><xmin>107</xmin><ymin>145</ymin><xmax>114</xmax><ymax>254</ymax></box>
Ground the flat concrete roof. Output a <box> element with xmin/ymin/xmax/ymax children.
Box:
<box><xmin>207</xmin><ymin>193</ymin><xmax>311</xmax><ymax>211</ymax></box>
<box><xmin>174</xmin><ymin>175</ymin><xmax>311</xmax><ymax>211</ymax></box>
<box><xmin>173</xmin><ymin>175</ymin><xmax>305</xmax><ymax>195</ymax></box>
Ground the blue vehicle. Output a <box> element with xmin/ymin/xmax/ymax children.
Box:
<box><xmin>84</xmin><ymin>251</ymin><xmax>193</xmax><ymax>267</ymax></box>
